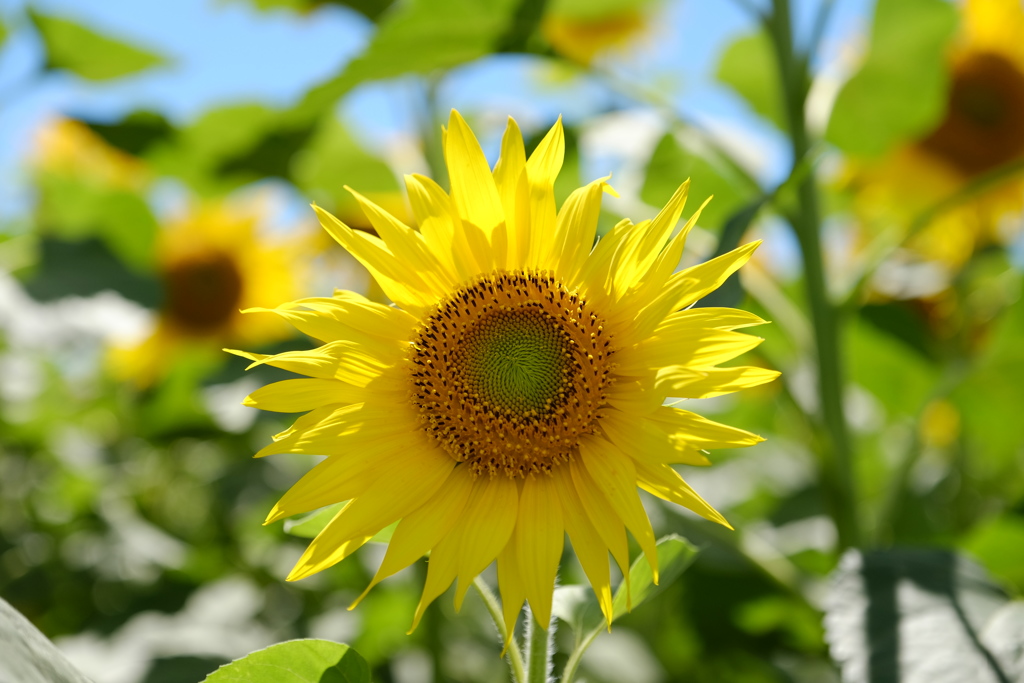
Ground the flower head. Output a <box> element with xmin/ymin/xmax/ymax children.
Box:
<box><xmin>233</xmin><ymin>111</ymin><xmax>775</xmax><ymax>639</ymax></box>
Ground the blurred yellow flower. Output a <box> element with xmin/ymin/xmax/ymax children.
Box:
<box><xmin>113</xmin><ymin>201</ymin><xmax>307</xmax><ymax>384</ymax></box>
<box><xmin>232</xmin><ymin>110</ymin><xmax>775</xmax><ymax>640</ymax></box>
<box><xmin>847</xmin><ymin>0</ymin><xmax>1024</xmax><ymax>269</ymax></box>
<box><xmin>542</xmin><ymin>6</ymin><xmax>649</xmax><ymax>65</ymax></box>
<box><xmin>33</xmin><ymin>117</ymin><xmax>148</xmax><ymax>191</ymax></box>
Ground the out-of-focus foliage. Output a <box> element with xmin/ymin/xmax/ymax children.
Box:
<box><xmin>1</xmin><ymin>0</ymin><xmax>1023</xmax><ymax>681</ymax></box>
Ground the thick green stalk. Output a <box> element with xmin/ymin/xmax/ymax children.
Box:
<box><xmin>767</xmin><ymin>0</ymin><xmax>861</xmax><ymax>548</ymax></box>
<box><xmin>525</xmin><ymin>607</ymin><xmax>552</xmax><ymax>683</ymax></box>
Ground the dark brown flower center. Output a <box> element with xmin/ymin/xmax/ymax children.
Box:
<box><xmin>919</xmin><ymin>51</ymin><xmax>1024</xmax><ymax>176</ymax></box>
<box><xmin>163</xmin><ymin>252</ymin><xmax>243</xmax><ymax>334</ymax></box>
<box><xmin>409</xmin><ymin>271</ymin><xmax>615</xmax><ymax>478</ymax></box>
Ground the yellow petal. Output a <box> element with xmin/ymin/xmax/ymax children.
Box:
<box><xmin>493</xmin><ymin>117</ymin><xmax>528</xmax><ymax>267</ymax></box>
<box><xmin>659</xmin><ymin>365</ymin><xmax>781</xmax><ymax>399</ymax></box>
<box><xmin>351</xmin><ymin>466</ymin><xmax>475</xmax><ymax>609</ymax></box>
<box><xmin>287</xmin><ymin>442</ymin><xmax>455</xmax><ymax>581</ymax></box>
<box><xmin>445</xmin><ymin>110</ymin><xmax>505</xmax><ymax>237</ymax></box>
<box><xmin>452</xmin><ymin>474</ymin><xmax>519</xmax><ymax>610</ymax></box>
<box><xmin>633</xmin><ymin>459</ymin><xmax>732</xmax><ymax>529</ymax></box>
<box><xmin>552</xmin><ymin>465</ymin><xmax>613</xmax><ymax>628</ymax></box>
<box><xmin>524</xmin><ymin>116</ymin><xmax>564</xmax><ymax>267</ymax></box>
<box><xmin>226</xmin><ymin>340</ymin><xmax>395</xmax><ymax>386</ymax></box>
<box><xmin>616</xmin><ymin>328</ymin><xmax>764</xmax><ymax>375</ymax></box>
<box><xmin>613</xmin><ymin>181</ymin><xmax>690</xmax><ymax>295</ymax></box>
<box><xmin>599</xmin><ymin>408</ymin><xmax>711</xmax><ymax>467</ymax></box>
<box><xmin>577</xmin><ymin>436</ymin><xmax>659</xmax><ymax>584</ymax></box>
<box><xmin>405</xmin><ymin>173</ymin><xmax>479</xmax><ymax>281</ymax></box>
<box><xmin>514</xmin><ymin>474</ymin><xmax>564</xmax><ymax>627</ymax></box>
<box><xmin>496</xmin><ymin>540</ymin><xmax>526</xmax><ymax>651</ymax></box>
<box><xmin>657</xmin><ymin>307</ymin><xmax>769</xmax><ymax>333</ymax></box>
<box><xmin>568</xmin><ymin>450</ymin><xmax>632</xmax><ymax>585</ymax></box>
<box><xmin>409</xmin><ymin>530</ymin><xmax>459</xmax><ymax>633</ymax></box>
<box><xmin>243</xmin><ymin>378</ymin><xmax>361</xmax><ymax>413</ymax></box>
<box><xmin>550</xmin><ymin>176</ymin><xmax>610</xmax><ymax>285</ymax></box>
<box><xmin>649</xmin><ymin>405</ymin><xmax>765</xmax><ymax>450</ymax></box>
<box><xmin>279</xmin><ymin>292</ymin><xmax>417</xmax><ymax>340</ymax></box>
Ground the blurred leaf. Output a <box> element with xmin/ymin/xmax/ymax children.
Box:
<box><xmin>36</xmin><ymin>176</ymin><xmax>158</xmax><ymax>270</ymax></box>
<box><xmin>495</xmin><ymin>0</ymin><xmax>549</xmax><ymax>53</ymax></box>
<box><xmin>825</xmin><ymin>548</ymin><xmax>1024</xmax><ymax>683</ymax></box>
<box><xmin>847</xmin><ymin>317</ymin><xmax>937</xmax><ymax>418</ymax></box>
<box><xmin>963</xmin><ymin>515</ymin><xmax>1024</xmax><ymax>592</ymax></box>
<box><xmin>203</xmin><ymin>639</ymin><xmax>369</xmax><ymax>683</ymax></box>
<box><xmin>284</xmin><ymin>504</ymin><xmax>396</xmax><ymax>544</ymax></box>
<box><xmin>235</xmin><ymin>0</ymin><xmax>395</xmax><ymax>20</ymax></box>
<box><xmin>291</xmin><ymin>118</ymin><xmax>399</xmax><ymax>211</ymax></box>
<box><xmin>825</xmin><ymin>0</ymin><xmax>958</xmax><ymax>156</ymax></box>
<box><xmin>547</xmin><ymin>0</ymin><xmax>653</xmax><ymax>20</ymax></box>
<box><xmin>218</xmin><ymin>122</ymin><xmax>316</xmax><ymax>181</ymax></box>
<box><xmin>716</xmin><ymin>31</ymin><xmax>784</xmax><ymax>129</ymax></box>
<box><xmin>611</xmin><ymin>534</ymin><xmax>698</xmax><ymax>620</ymax></box>
<box><xmin>0</xmin><ymin>18</ymin><xmax>7</xmax><ymax>48</ymax></box>
<box><xmin>297</xmin><ymin>0</ymin><xmax>521</xmax><ymax>117</ymax></box>
<box><xmin>87</xmin><ymin>111</ymin><xmax>175</xmax><ymax>156</ymax></box>
<box><xmin>29</xmin><ymin>10</ymin><xmax>169</xmax><ymax>81</ymax></box>
<box><xmin>0</xmin><ymin>595</ymin><xmax>93</xmax><ymax>683</ymax></box>
<box><xmin>859</xmin><ymin>302</ymin><xmax>936</xmax><ymax>361</ymax></box>
<box><xmin>22</xmin><ymin>237</ymin><xmax>161</xmax><ymax>307</ymax></box>
<box><xmin>641</xmin><ymin>131</ymin><xmax>755</xmax><ymax>229</ymax></box>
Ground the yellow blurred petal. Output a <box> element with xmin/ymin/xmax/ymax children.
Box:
<box><xmin>514</xmin><ymin>474</ymin><xmax>563</xmax><ymax>627</ymax></box>
<box><xmin>577</xmin><ymin>436</ymin><xmax>658</xmax><ymax>584</ymax></box>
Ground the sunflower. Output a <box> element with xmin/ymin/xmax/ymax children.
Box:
<box><xmin>231</xmin><ymin>111</ymin><xmax>776</xmax><ymax>640</ymax></box>
<box><xmin>112</xmin><ymin>201</ymin><xmax>307</xmax><ymax>384</ymax></box>
<box><xmin>846</xmin><ymin>0</ymin><xmax>1024</xmax><ymax>269</ymax></box>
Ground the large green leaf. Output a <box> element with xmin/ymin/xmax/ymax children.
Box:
<box><xmin>716</xmin><ymin>30</ymin><xmax>784</xmax><ymax>130</ymax></box>
<box><xmin>29</xmin><ymin>10</ymin><xmax>169</xmax><ymax>81</ymax></box>
<box><xmin>0</xmin><ymin>595</ymin><xmax>94</xmax><ymax>683</ymax></box>
<box><xmin>203</xmin><ymin>639</ymin><xmax>370</xmax><ymax>683</ymax></box>
<box><xmin>87</xmin><ymin>111</ymin><xmax>175</xmax><ymax>156</ymax></box>
<box><xmin>641</xmin><ymin>131</ymin><xmax>756</xmax><ymax>230</ymax></box>
<box><xmin>825</xmin><ymin>548</ymin><xmax>1024</xmax><ymax>683</ymax></box>
<box><xmin>825</xmin><ymin>0</ymin><xmax>958</xmax><ymax>157</ymax></box>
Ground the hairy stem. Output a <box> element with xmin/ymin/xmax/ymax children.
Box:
<box><xmin>526</xmin><ymin>607</ymin><xmax>553</xmax><ymax>683</ymax></box>
<box><xmin>473</xmin><ymin>577</ymin><xmax>526</xmax><ymax>683</ymax></box>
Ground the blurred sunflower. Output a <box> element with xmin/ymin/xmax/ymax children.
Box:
<box><xmin>34</xmin><ymin>117</ymin><xmax>149</xmax><ymax>191</ymax></box>
<box><xmin>113</xmin><ymin>201</ymin><xmax>307</xmax><ymax>384</ymax></box>
<box><xmin>542</xmin><ymin>1</ymin><xmax>654</xmax><ymax>65</ymax></box>
<box><xmin>848</xmin><ymin>0</ymin><xmax>1024</xmax><ymax>269</ymax></box>
<box><xmin>233</xmin><ymin>111</ymin><xmax>776</xmax><ymax>640</ymax></box>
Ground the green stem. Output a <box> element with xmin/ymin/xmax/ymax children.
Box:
<box><xmin>560</xmin><ymin>626</ymin><xmax>601</xmax><ymax>683</ymax></box>
<box><xmin>473</xmin><ymin>577</ymin><xmax>526</xmax><ymax>683</ymax></box>
<box><xmin>767</xmin><ymin>0</ymin><xmax>861</xmax><ymax>549</ymax></box>
<box><xmin>526</xmin><ymin>607</ymin><xmax>552</xmax><ymax>683</ymax></box>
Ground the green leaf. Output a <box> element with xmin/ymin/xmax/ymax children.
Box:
<box><xmin>963</xmin><ymin>515</ymin><xmax>1024</xmax><ymax>592</ymax></box>
<box><xmin>29</xmin><ymin>10</ymin><xmax>169</xmax><ymax>81</ymax></box>
<box><xmin>825</xmin><ymin>0</ymin><xmax>958</xmax><ymax>156</ymax></box>
<box><xmin>547</xmin><ymin>0</ymin><xmax>653</xmax><ymax>20</ymax></box>
<box><xmin>296</xmin><ymin>0</ymin><xmax>521</xmax><ymax>118</ymax></box>
<box><xmin>0</xmin><ymin>595</ymin><xmax>94</xmax><ymax>683</ymax></box>
<box><xmin>87</xmin><ymin>111</ymin><xmax>175</xmax><ymax>156</ymax></box>
<box><xmin>284</xmin><ymin>504</ymin><xmax>396</xmax><ymax>544</ymax></box>
<box><xmin>846</xmin><ymin>316</ymin><xmax>937</xmax><ymax>418</ymax></box>
<box><xmin>610</xmin><ymin>534</ymin><xmax>698</xmax><ymax>620</ymax></box>
<box><xmin>641</xmin><ymin>131</ymin><xmax>755</xmax><ymax>229</ymax></box>
<box><xmin>716</xmin><ymin>31</ymin><xmax>784</xmax><ymax>129</ymax></box>
<box><xmin>0</xmin><ymin>18</ymin><xmax>8</xmax><ymax>48</ymax></box>
<box><xmin>825</xmin><ymin>548</ymin><xmax>1023</xmax><ymax>683</ymax></box>
<box><xmin>203</xmin><ymin>639</ymin><xmax>370</xmax><ymax>683</ymax></box>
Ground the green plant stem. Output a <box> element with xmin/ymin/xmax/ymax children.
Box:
<box><xmin>525</xmin><ymin>607</ymin><xmax>551</xmax><ymax>683</ymax></box>
<box><xmin>767</xmin><ymin>0</ymin><xmax>861</xmax><ymax>549</ymax></box>
<box><xmin>472</xmin><ymin>577</ymin><xmax>526</xmax><ymax>683</ymax></box>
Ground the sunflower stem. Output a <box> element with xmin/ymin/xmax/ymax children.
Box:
<box><xmin>472</xmin><ymin>577</ymin><xmax>527</xmax><ymax>683</ymax></box>
<box><xmin>767</xmin><ymin>0</ymin><xmax>861</xmax><ymax>549</ymax></box>
<box><xmin>526</xmin><ymin>606</ymin><xmax>553</xmax><ymax>683</ymax></box>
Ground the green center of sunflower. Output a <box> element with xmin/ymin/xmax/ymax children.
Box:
<box><xmin>459</xmin><ymin>306</ymin><xmax>574</xmax><ymax>416</ymax></box>
<box><xmin>410</xmin><ymin>271</ymin><xmax>615</xmax><ymax>479</ymax></box>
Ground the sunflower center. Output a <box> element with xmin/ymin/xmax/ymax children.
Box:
<box><xmin>919</xmin><ymin>52</ymin><xmax>1024</xmax><ymax>175</ymax></box>
<box><xmin>410</xmin><ymin>271</ymin><xmax>614</xmax><ymax>479</ymax></box>
<box><xmin>163</xmin><ymin>252</ymin><xmax>243</xmax><ymax>333</ymax></box>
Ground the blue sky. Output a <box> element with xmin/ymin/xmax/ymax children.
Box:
<box><xmin>0</xmin><ymin>0</ymin><xmax>872</xmax><ymax>220</ymax></box>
